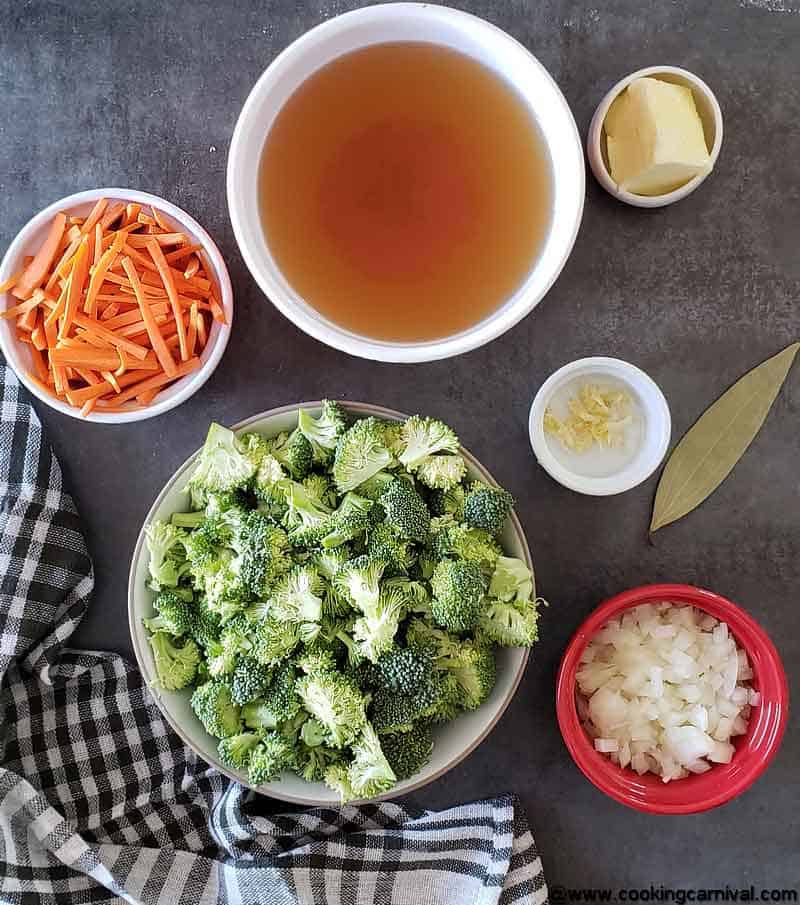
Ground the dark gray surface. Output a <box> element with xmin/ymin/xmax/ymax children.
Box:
<box><xmin>2</xmin><ymin>0</ymin><xmax>798</xmax><ymax>894</ymax></box>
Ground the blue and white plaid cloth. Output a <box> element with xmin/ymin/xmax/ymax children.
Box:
<box><xmin>0</xmin><ymin>363</ymin><xmax>548</xmax><ymax>905</ymax></box>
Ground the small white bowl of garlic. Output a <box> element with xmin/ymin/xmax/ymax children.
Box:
<box><xmin>528</xmin><ymin>356</ymin><xmax>671</xmax><ymax>495</ymax></box>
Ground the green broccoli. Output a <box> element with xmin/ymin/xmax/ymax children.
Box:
<box><xmin>479</xmin><ymin>598</ymin><xmax>539</xmax><ymax>647</ymax></box>
<box><xmin>429</xmin><ymin>484</ymin><xmax>466</xmax><ymax>519</ymax></box>
<box><xmin>398</xmin><ymin>416</ymin><xmax>460</xmax><ymax>470</ymax></box>
<box><xmin>297</xmin><ymin>400</ymin><xmax>347</xmax><ymax>465</ymax></box>
<box><xmin>296</xmin><ymin>648</ymin><xmax>337</xmax><ymax>676</ymax></box>
<box><xmin>488</xmin><ymin>556</ymin><xmax>534</xmax><ymax>602</ymax></box>
<box><xmin>282</xmin><ymin>480</ymin><xmax>334</xmax><ymax>547</ymax></box>
<box><xmin>188</xmin><ymin>599</ymin><xmax>221</xmax><ymax>650</ymax></box>
<box><xmin>250</xmin><ymin>616</ymin><xmax>300</xmax><ymax>666</ymax></box>
<box><xmin>185</xmin><ymin>423</ymin><xmax>256</xmax><ymax>509</ymax></box>
<box><xmin>238</xmin><ymin>431</ymin><xmax>273</xmax><ymax>468</ymax></box>
<box><xmin>183</xmin><ymin>517</ymin><xmax>229</xmax><ymax>576</ymax></box>
<box><xmin>248</xmin><ymin>731</ymin><xmax>296</xmax><ymax>785</ymax></box>
<box><xmin>296</xmin><ymin>671</ymin><xmax>367</xmax><ymax>748</ymax></box>
<box><xmin>242</xmin><ymin>662</ymin><xmax>301</xmax><ymax>730</ymax></box>
<box><xmin>252</xmin><ymin>454</ymin><xmax>289</xmax><ymax>516</ymax></box>
<box><xmin>463</xmin><ymin>481</ymin><xmax>514</xmax><ymax>535</ymax></box>
<box><xmin>259</xmin><ymin>566</ymin><xmax>324</xmax><ymax>643</ymax></box>
<box><xmin>371</xmin><ymin>689</ymin><xmax>429</xmax><ymax>735</ymax></box>
<box><xmin>171</xmin><ymin>510</ymin><xmax>206</xmax><ymax>529</ymax></box>
<box><xmin>302</xmin><ymin>473</ymin><xmax>337</xmax><ymax>508</ymax></box>
<box><xmin>379</xmin><ymin>479</ymin><xmax>430</xmax><ymax>541</ymax></box>
<box><xmin>430</xmin><ymin>559</ymin><xmax>488</xmax><ymax>632</ymax></box>
<box><xmin>352</xmin><ymin>586</ymin><xmax>406</xmax><ymax>662</ymax></box>
<box><xmin>298</xmin><ymin>743</ymin><xmax>345</xmax><ymax>783</ymax></box>
<box><xmin>346</xmin><ymin>725</ymin><xmax>396</xmax><ymax>799</ymax></box>
<box><xmin>217</xmin><ymin>731</ymin><xmax>262</xmax><ymax>770</ymax></box>
<box><xmin>414</xmin><ymin>454</ymin><xmax>467</xmax><ymax>491</ymax></box>
<box><xmin>357</xmin><ymin>471</ymin><xmax>396</xmax><ymax>501</ymax></box>
<box><xmin>310</xmin><ymin>546</ymin><xmax>351</xmax><ymax>581</ymax></box>
<box><xmin>368</xmin><ymin>646</ymin><xmax>434</xmax><ymax>697</ymax></box>
<box><xmin>439</xmin><ymin>639</ymin><xmax>496</xmax><ymax>710</ymax></box>
<box><xmin>190</xmin><ymin>680</ymin><xmax>241</xmax><ymax>738</ymax></box>
<box><xmin>148</xmin><ymin>632</ymin><xmax>200</xmax><ymax>691</ymax></box>
<box><xmin>429</xmin><ymin>517</ymin><xmax>501</xmax><ymax>574</ymax></box>
<box><xmin>366</xmin><ymin>524</ymin><xmax>416</xmax><ymax>575</ymax></box>
<box><xmin>323</xmin><ymin>762</ymin><xmax>357</xmax><ymax>802</ymax></box>
<box><xmin>270</xmin><ymin>429</ymin><xmax>313</xmax><ymax>480</ymax></box>
<box><xmin>333</xmin><ymin>418</ymin><xmax>393</xmax><ymax>492</ymax></box>
<box><xmin>321</xmin><ymin>493</ymin><xmax>374</xmax><ymax>548</ymax></box>
<box><xmin>230</xmin><ymin>657</ymin><xmax>273</xmax><ymax>705</ymax></box>
<box><xmin>235</xmin><ymin>514</ymin><xmax>292</xmax><ymax>599</ymax></box>
<box><xmin>333</xmin><ymin>555</ymin><xmax>384</xmax><ymax>612</ymax></box>
<box><xmin>143</xmin><ymin>590</ymin><xmax>194</xmax><ymax>635</ymax></box>
<box><xmin>145</xmin><ymin>521</ymin><xmax>188</xmax><ymax>589</ymax></box>
<box><xmin>380</xmin><ymin>723</ymin><xmax>434</xmax><ymax>780</ymax></box>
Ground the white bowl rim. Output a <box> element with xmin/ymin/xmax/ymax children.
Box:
<box><xmin>528</xmin><ymin>357</ymin><xmax>672</xmax><ymax>496</ymax></box>
<box><xmin>227</xmin><ymin>2</ymin><xmax>585</xmax><ymax>363</ymax></box>
<box><xmin>128</xmin><ymin>400</ymin><xmax>532</xmax><ymax>805</ymax></box>
<box><xmin>0</xmin><ymin>187</ymin><xmax>233</xmax><ymax>423</ymax></box>
<box><xmin>587</xmin><ymin>65</ymin><xmax>724</xmax><ymax>209</ymax></box>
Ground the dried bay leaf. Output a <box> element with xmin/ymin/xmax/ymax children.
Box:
<box><xmin>650</xmin><ymin>342</ymin><xmax>800</xmax><ymax>533</ymax></box>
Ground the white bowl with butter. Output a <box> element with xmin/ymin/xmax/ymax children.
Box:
<box><xmin>588</xmin><ymin>66</ymin><xmax>723</xmax><ymax>208</ymax></box>
<box><xmin>529</xmin><ymin>357</ymin><xmax>671</xmax><ymax>496</ymax></box>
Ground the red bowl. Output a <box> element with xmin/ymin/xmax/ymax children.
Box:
<box><xmin>556</xmin><ymin>584</ymin><xmax>788</xmax><ymax>814</ymax></box>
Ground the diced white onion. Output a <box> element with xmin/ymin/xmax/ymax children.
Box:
<box><xmin>576</xmin><ymin>603</ymin><xmax>755</xmax><ymax>782</ymax></box>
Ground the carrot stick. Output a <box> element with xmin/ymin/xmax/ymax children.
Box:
<box><xmin>84</xmin><ymin>230</ymin><xmax>126</xmax><ymax>316</ymax></box>
<box><xmin>102</xmin><ymin>370</ymin><xmax>121</xmax><ymax>393</ymax></box>
<box><xmin>74</xmin><ymin>367</ymin><xmax>101</xmax><ymax>386</ymax></box>
<box><xmin>183</xmin><ymin>256</ymin><xmax>200</xmax><ymax>280</ymax></box>
<box><xmin>80</xmin><ymin>398</ymin><xmax>98</xmax><ymax>417</ymax></box>
<box><xmin>164</xmin><ymin>243</ymin><xmax>203</xmax><ymax>263</ymax></box>
<box><xmin>93</xmin><ymin>223</ymin><xmax>103</xmax><ymax>267</ymax></box>
<box><xmin>70</xmin><ymin>311</ymin><xmax>150</xmax><ymax>360</ymax></box>
<box><xmin>136</xmin><ymin>387</ymin><xmax>159</xmax><ymax>405</ymax></box>
<box><xmin>50</xmin><ymin>348</ymin><xmax>126</xmax><ymax>369</ymax></box>
<box><xmin>29</xmin><ymin>346</ymin><xmax>50</xmax><ymax>383</ymax></box>
<box><xmin>100</xmin><ymin>303</ymin><xmax>169</xmax><ymax>331</ymax></box>
<box><xmin>80</xmin><ymin>198</ymin><xmax>109</xmax><ymax>235</ymax></box>
<box><xmin>196</xmin><ymin>310</ymin><xmax>208</xmax><ymax>348</ymax></box>
<box><xmin>108</xmin><ymin>356</ymin><xmax>200</xmax><ymax>404</ymax></box>
<box><xmin>65</xmin><ymin>368</ymin><xmax>158</xmax><ymax>405</ymax></box>
<box><xmin>115</xmin><ymin>348</ymin><xmax>128</xmax><ymax>377</ymax></box>
<box><xmin>0</xmin><ymin>270</ymin><xmax>23</xmax><ymax>293</ymax></box>
<box><xmin>100</xmin><ymin>302</ymin><xmax>120</xmax><ymax>321</ymax></box>
<box><xmin>13</xmin><ymin>212</ymin><xmax>67</xmax><ymax>299</ymax></box>
<box><xmin>100</xmin><ymin>202</ymin><xmax>125</xmax><ymax>230</ymax></box>
<box><xmin>120</xmin><ymin>257</ymin><xmax>177</xmax><ymax>377</ymax></box>
<box><xmin>209</xmin><ymin>295</ymin><xmax>226</xmax><ymax>324</ymax></box>
<box><xmin>137</xmin><ymin>212</ymin><xmax>157</xmax><ymax>226</ymax></box>
<box><xmin>31</xmin><ymin>324</ymin><xmax>47</xmax><ymax>351</ymax></box>
<box><xmin>186</xmin><ymin>300</ymin><xmax>198</xmax><ymax>357</ymax></box>
<box><xmin>44</xmin><ymin>281</ymin><xmax>69</xmax><ymax>327</ymax></box>
<box><xmin>124</xmin><ymin>203</ymin><xmax>141</xmax><ymax>226</ymax></box>
<box><xmin>45</xmin><ymin>234</ymin><xmax>82</xmax><ymax>292</ymax></box>
<box><xmin>59</xmin><ymin>237</ymin><xmax>89</xmax><ymax>339</ymax></box>
<box><xmin>0</xmin><ymin>294</ymin><xmax>41</xmax><ymax>320</ymax></box>
<box><xmin>127</xmin><ymin>232</ymin><xmax>186</xmax><ymax>248</ymax></box>
<box><xmin>146</xmin><ymin>237</ymin><xmax>188</xmax><ymax>361</ymax></box>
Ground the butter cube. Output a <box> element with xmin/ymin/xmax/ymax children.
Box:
<box><xmin>604</xmin><ymin>77</ymin><xmax>711</xmax><ymax>196</ymax></box>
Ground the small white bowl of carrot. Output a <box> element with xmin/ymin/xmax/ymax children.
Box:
<box><xmin>0</xmin><ymin>188</ymin><xmax>232</xmax><ymax>422</ymax></box>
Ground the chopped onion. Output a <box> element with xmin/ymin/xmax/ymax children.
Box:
<box><xmin>577</xmin><ymin>603</ymin><xmax>758</xmax><ymax>782</ymax></box>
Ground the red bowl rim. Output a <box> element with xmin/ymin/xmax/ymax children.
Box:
<box><xmin>555</xmin><ymin>584</ymin><xmax>789</xmax><ymax>814</ymax></box>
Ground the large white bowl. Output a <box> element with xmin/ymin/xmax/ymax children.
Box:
<box><xmin>227</xmin><ymin>3</ymin><xmax>584</xmax><ymax>363</ymax></box>
<box><xmin>128</xmin><ymin>402</ymin><xmax>533</xmax><ymax>805</ymax></box>
<box><xmin>0</xmin><ymin>188</ymin><xmax>233</xmax><ymax>424</ymax></box>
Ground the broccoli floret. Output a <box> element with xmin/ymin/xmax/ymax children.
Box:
<box><xmin>463</xmin><ymin>481</ymin><xmax>514</xmax><ymax>535</ymax></box>
<box><xmin>430</xmin><ymin>560</ymin><xmax>488</xmax><ymax>632</ymax></box>
<box><xmin>398</xmin><ymin>416</ymin><xmax>460</xmax><ymax>470</ymax></box>
<box><xmin>404</xmin><ymin>617</ymin><xmax>462</xmax><ymax>658</ymax></box>
<box><xmin>248</xmin><ymin>731</ymin><xmax>295</xmax><ymax>785</ymax></box>
<box><xmin>423</xmin><ymin>670</ymin><xmax>463</xmax><ymax>723</ymax></box>
<box><xmin>429</xmin><ymin>484</ymin><xmax>466</xmax><ymax>519</ymax></box>
<box><xmin>488</xmin><ymin>556</ymin><xmax>534</xmax><ymax>602</ymax></box>
<box><xmin>479</xmin><ymin>598</ymin><xmax>540</xmax><ymax>647</ymax></box>
<box><xmin>205</xmin><ymin>638</ymin><xmax>238</xmax><ymax>677</ymax></box>
<box><xmin>147</xmin><ymin>632</ymin><xmax>200</xmax><ymax>691</ymax></box>
<box><xmin>185</xmin><ymin>423</ymin><xmax>257</xmax><ymax>508</ymax></box>
<box><xmin>282</xmin><ymin>481</ymin><xmax>333</xmax><ymax>547</ymax></box>
<box><xmin>183</xmin><ymin>517</ymin><xmax>229</xmax><ymax>577</ymax></box>
<box><xmin>145</xmin><ymin>521</ymin><xmax>188</xmax><ymax>589</ymax></box>
<box><xmin>297</xmin><ymin>400</ymin><xmax>348</xmax><ymax>465</ymax></box>
<box><xmin>263</xmin><ymin>566</ymin><xmax>324</xmax><ymax>641</ymax></box>
<box><xmin>429</xmin><ymin>517</ymin><xmax>501</xmax><ymax>574</ymax></box>
<box><xmin>238</xmin><ymin>431</ymin><xmax>273</xmax><ymax>468</ymax></box>
<box><xmin>379</xmin><ymin>479</ymin><xmax>430</xmax><ymax>541</ymax></box>
<box><xmin>382</xmin><ymin>576</ymin><xmax>430</xmax><ymax>614</ymax></box>
<box><xmin>309</xmin><ymin>546</ymin><xmax>351</xmax><ymax>581</ymax></box>
<box><xmin>189</xmin><ymin>599</ymin><xmax>221</xmax><ymax>650</ymax></box>
<box><xmin>369</xmin><ymin>646</ymin><xmax>434</xmax><ymax>697</ymax></box>
<box><xmin>233</xmin><ymin>513</ymin><xmax>292</xmax><ymax>598</ymax></box>
<box><xmin>371</xmin><ymin>688</ymin><xmax>430</xmax><ymax>734</ymax></box>
<box><xmin>296</xmin><ymin>648</ymin><xmax>337</xmax><ymax>676</ymax></box>
<box><xmin>346</xmin><ymin>725</ymin><xmax>396</xmax><ymax>799</ymax></box>
<box><xmin>414</xmin><ymin>455</ymin><xmax>467</xmax><ymax>491</ymax></box>
<box><xmin>217</xmin><ymin>731</ymin><xmax>261</xmax><ymax>770</ymax></box>
<box><xmin>302</xmin><ymin>474</ymin><xmax>337</xmax><ymax>509</ymax></box>
<box><xmin>242</xmin><ymin>662</ymin><xmax>301</xmax><ymax>730</ymax></box>
<box><xmin>300</xmin><ymin>717</ymin><xmax>328</xmax><ymax>747</ymax></box>
<box><xmin>333</xmin><ymin>418</ymin><xmax>393</xmax><ymax>492</ymax></box>
<box><xmin>323</xmin><ymin>762</ymin><xmax>357</xmax><ymax>802</ymax></box>
<box><xmin>333</xmin><ymin>555</ymin><xmax>384</xmax><ymax>612</ymax></box>
<box><xmin>296</xmin><ymin>671</ymin><xmax>367</xmax><ymax>748</ymax></box>
<box><xmin>321</xmin><ymin>493</ymin><xmax>374</xmax><ymax>548</ymax></box>
<box><xmin>252</xmin><ymin>454</ymin><xmax>289</xmax><ymax>516</ymax></box>
<box><xmin>171</xmin><ymin>510</ymin><xmax>205</xmax><ymax>529</ymax></box>
<box><xmin>298</xmin><ymin>742</ymin><xmax>345</xmax><ymax>782</ymax></box>
<box><xmin>250</xmin><ymin>617</ymin><xmax>300</xmax><ymax>666</ymax></box>
<box><xmin>270</xmin><ymin>429</ymin><xmax>314</xmax><ymax>480</ymax></box>
<box><xmin>191</xmin><ymin>680</ymin><xmax>241</xmax><ymax>738</ymax></box>
<box><xmin>357</xmin><ymin>471</ymin><xmax>396</xmax><ymax>501</ymax></box>
<box><xmin>366</xmin><ymin>524</ymin><xmax>415</xmax><ymax>575</ymax></box>
<box><xmin>380</xmin><ymin>723</ymin><xmax>434</xmax><ymax>780</ymax></box>
<box><xmin>203</xmin><ymin>558</ymin><xmax>249</xmax><ymax>622</ymax></box>
<box><xmin>352</xmin><ymin>586</ymin><xmax>405</xmax><ymax>662</ymax></box>
<box><xmin>143</xmin><ymin>590</ymin><xmax>194</xmax><ymax>635</ymax></box>
<box><xmin>230</xmin><ymin>656</ymin><xmax>273</xmax><ymax>705</ymax></box>
<box><xmin>438</xmin><ymin>639</ymin><xmax>496</xmax><ymax>710</ymax></box>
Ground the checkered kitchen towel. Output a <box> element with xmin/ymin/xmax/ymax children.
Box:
<box><xmin>0</xmin><ymin>363</ymin><xmax>548</xmax><ymax>905</ymax></box>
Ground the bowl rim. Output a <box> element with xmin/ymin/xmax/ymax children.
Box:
<box><xmin>0</xmin><ymin>187</ymin><xmax>233</xmax><ymax>424</ymax></box>
<box><xmin>587</xmin><ymin>65</ymin><xmax>724</xmax><ymax>208</ymax></box>
<box><xmin>555</xmin><ymin>583</ymin><xmax>789</xmax><ymax>814</ymax></box>
<box><xmin>226</xmin><ymin>2</ymin><xmax>585</xmax><ymax>363</ymax></box>
<box><xmin>128</xmin><ymin>400</ymin><xmax>532</xmax><ymax>805</ymax></box>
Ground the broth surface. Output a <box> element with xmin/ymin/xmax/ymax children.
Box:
<box><xmin>259</xmin><ymin>42</ymin><xmax>553</xmax><ymax>341</ymax></box>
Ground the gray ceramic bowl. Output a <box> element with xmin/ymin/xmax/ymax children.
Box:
<box><xmin>128</xmin><ymin>401</ymin><xmax>533</xmax><ymax>805</ymax></box>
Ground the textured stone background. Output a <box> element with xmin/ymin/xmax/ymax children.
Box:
<box><xmin>1</xmin><ymin>0</ymin><xmax>798</xmax><ymax>892</ymax></box>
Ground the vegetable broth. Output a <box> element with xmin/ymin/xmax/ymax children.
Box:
<box><xmin>258</xmin><ymin>42</ymin><xmax>553</xmax><ymax>342</ymax></box>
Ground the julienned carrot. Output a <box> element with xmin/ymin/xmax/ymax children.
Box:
<box><xmin>164</xmin><ymin>243</ymin><xmax>203</xmax><ymax>264</ymax></box>
<box><xmin>80</xmin><ymin>198</ymin><xmax>109</xmax><ymax>236</ymax></box>
<box><xmin>0</xmin><ymin>270</ymin><xmax>22</xmax><ymax>293</ymax></box>
<box><xmin>0</xmin><ymin>294</ymin><xmax>43</xmax><ymax>320</ymax></box>
<box><xmin>59</xmin><ymin>238</ymin><xmax>90</xmax><ymax>339</ymax></box>
<box><xmin>152</xmin><ymin>208</ymin><xmax>175</xmax><ymax>232</ymax></box>
<box><xmin>127</xmin><ymin>232</ymin><xmax>186</xmax><ymax>248</ymax></box>
<box><xmin>13</xmin><ymin>212</ymin><xmax>67</xmax><ymax>300</ymax></box>
<box><xmin>196</xmin><ymin>309</ymin><xmax>208</xmax><ymax>348</ymax></box>
<box><xmin>101</xmin><ymin>356</ymin><xmax>200</xmax><ymax>405</ymax></box>
<box><xmin>121</xmin><ymin>257</ymin><xmax>177</xmax><ymax>377</ymax></box>
<box><xmin>186</xmin><ymin>300</ymin><xmax>198</xmax><ymax>357</ymax></box>
<box><xmin>84</xmin><ymin>231</ymin><xmax>126</xmax><ymax>317</ymax></box>
<box><xmin>100</xmin><ymin>202</ymin><xmax>125</xmax><ymax>230</ymax></box>
<box><xmin>147</xmin><ymin>237</ymin><xmax>188</xmax><ymax>361</ymax></box>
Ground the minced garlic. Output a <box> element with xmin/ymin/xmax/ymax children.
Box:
<box><xmin>544</xmin><ymin>383</ymin><xmax>633</xmax><ymax>453</ymax></box>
